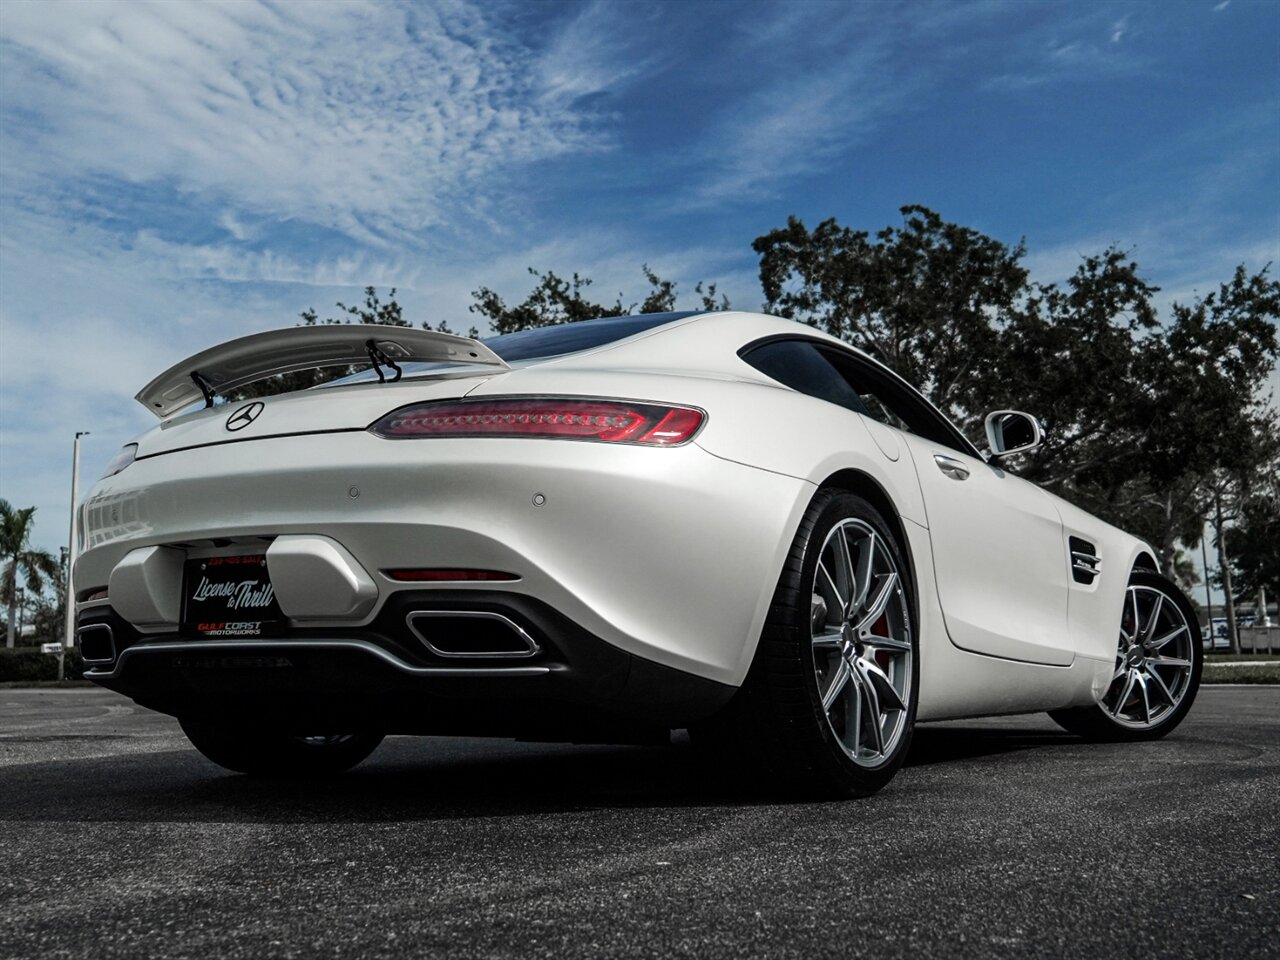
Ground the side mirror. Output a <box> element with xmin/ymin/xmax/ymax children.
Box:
<box><xmin>985</xmin><ymin>410</ymin><xmax>1043</xmax><ymax>459</ymax></box>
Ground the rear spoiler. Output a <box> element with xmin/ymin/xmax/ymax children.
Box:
<box><xmin>135</xmin><ymin>324</ymin><xmax>508</xmax><ymax>417</ymax></box>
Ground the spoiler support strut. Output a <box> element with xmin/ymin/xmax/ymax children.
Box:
<box><xmin>190</xmin><ymin>371</ymin><xmax>217</xmax><ymax>409</ymax></box>
<box><xmin>365</xmin><ymin>340</ymin><xmax>403</xmax><ymax>384</ymax></box>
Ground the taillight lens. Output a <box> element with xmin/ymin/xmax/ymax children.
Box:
<box><xmin>370</xmin><ymin>398</ymin><xmax>704</xmax><ymax>446</ymax></box>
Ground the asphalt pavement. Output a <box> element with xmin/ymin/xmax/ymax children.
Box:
<box><xmin>1</xmin><ymin>686</ymin><xmax>1276</xmax><ymax>960</ymax></box>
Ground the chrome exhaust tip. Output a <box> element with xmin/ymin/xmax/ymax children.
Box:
<box><xmin>405</xmin><ymin>611</ymin><xmax>540</xmax><ymax>659</ymax></box>
<box><xmin>76</xmin><ymin>623</ymin><xmax>117</xmax><ymax>665</ymax></box>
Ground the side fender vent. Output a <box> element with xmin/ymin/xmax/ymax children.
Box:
<box><xmin>1069</xmin><ymin>537</ymin><xmax>1101</xmax><ymax>585</ymax></box>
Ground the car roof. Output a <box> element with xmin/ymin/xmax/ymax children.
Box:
<box><xmin>536</xmin><ymin>309</ymin><xmax>881</xmax><ymax>374</ymax></box>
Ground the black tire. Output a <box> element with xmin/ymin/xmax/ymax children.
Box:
<box><xmin>1049</xmin><ymin>569</ymin><xmax>1203</xmax><ymax>742</ymax></box>
<box><xmin>179</xmin><ymin>719</ymin><xmax>383</xmax><ymax>776</ymax></box>
<box><xmin>692</xmin><ymin>489</ymin><xmax>919</xmax><ymax>798</ymax></box>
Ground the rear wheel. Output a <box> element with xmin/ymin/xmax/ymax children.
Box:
<box><xmin>693</xmin><ymin>490</ymin><xmax>918</xmax><ymax>798</ymax></box>
<box><xmin>179</xmin><ymin>719</ymin><xmax>383</xmax><ymax>776</ymax></box>
<box><xmin>1049</xmin><ymin>569</ymin><xmax>1202</xmax><ymax>741</ymax></box>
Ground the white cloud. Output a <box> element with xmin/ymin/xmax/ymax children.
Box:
<box><xmin>683</xmin><ymin>1</ymin><xmax>1152</xmax><ymax>203</ymax></box>
<box><xmin>981</xmin><ymin>6</ymin><xmax>1150</xmax><ymax>90</ymax></box>
<box><xmin>0</xmin><ymin>0</ymin><xmax>599</xmax><ymax>240</ymax></box>
<box><xmin>1213</xmin><ymin>1</ymin><xmax>1231</xmax><ymax>12</ymax></box>
<box><xmin>216</xmin><ymin>211</ymin><xmax>253</xmax><ymax>243</ymax></box>
<box><xmin>534</xmin><ymin>0</ymin><xmax>654</xmax><ymax>106</ymax></box>
<box><xmin>695</xmin><ymin>72</ymin><xmax>892</xmax><ymax>203</ymax></box>
<box><xmin>686</xmin><ymin>10</ymin><xmax>904</xmax><ymax>204</ymax></box>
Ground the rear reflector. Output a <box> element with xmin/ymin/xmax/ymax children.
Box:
<box><xmin>369</xmin><ymin>397</ymin><xmax>704</xmax><ymax>446</ymax></box>
<box><xmin>385</xmin><ymin>569</ymin><xmax>520</xmax><ymax>582</ymax></box>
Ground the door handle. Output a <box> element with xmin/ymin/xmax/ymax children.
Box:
<box><xmin>934</xmin><ymin>454</ymin><xmax>970</xmax><ymax>481</ymax></box>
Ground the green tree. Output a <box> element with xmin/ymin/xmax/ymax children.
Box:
<box><xmin>301</xmin><ymin>285</ymin><xmax>407</xmax><ymax>327</ymax></box>
<box><xmin>1</xmin><ymin>500</ymin><xmax>59</xmax><ymax>649</ymax></box>
<box><xmin>28</xmin><ymin>550</ymin><xmax>68</xmax><ymax>646</ymax></box>
<box><xmin>1132</xmin><ymin>267</ymin><xmax>1278</xmax><ymax>585</ymax></box>
<box><xmin>301</xmin><ymin>285</ymin><xmax>479</xmax><ymax>338</ymax></box>
<box><xmin>471</xmin><ymin>268</ymin><xmax>626</xmax><ymax>335</ymax></box>
<box><xmin>751</xmin><ymin>208</ymin><xmax>1280</xmax><ymax>580</ymax></box>
<box><xmin>991</xmin><ymin>255</ymin><xmax>1279</xmax><ymax>584</ymax></box>
<box><xmin>1221</xmin><ymin>442</ymin><xmax>1280</xmax><ymax>642</ymax></box>
<box><xmin>1227</xmin><ymin>486</ymin><xmax>1280</xmax><ymax>606</ymax></box>
<box><xmin>754</xmin><ymin>205</ymin><xmax>1028</xmax><ymax>430</ymax></box>
<box><xmin>470</xmin><ymin>265</ymin><xmax>730</xmax><ymax>335</ymax></box>
<box><xmin>989</xmin><ymin>249</ymin><xmax>1158</xmax><ymax>483</ymax></box>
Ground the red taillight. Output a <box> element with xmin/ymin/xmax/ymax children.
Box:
<box><xmin>370</xmin><ymin>398</ymin><xmax>704</xmax><ymax>446</ymax></box>
<box><xmin>385</xmin><ymin>569</ymin><xmax>519</xmax><ymax>582</ymax></box>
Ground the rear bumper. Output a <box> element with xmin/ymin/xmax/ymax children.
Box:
<box><xmin>77</xmin><ymin>431</ymin><xmax>812</xmax><ymax>686</ymax></box>
<box><xmin>80</xmin><ymin>590</ymin><xmax>736</xmax><ymax>737</ymax></box>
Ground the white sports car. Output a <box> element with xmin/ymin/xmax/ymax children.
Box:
<box><xmin>76</xmin><ymin>311</ymin><xmax>1202</xmax><ymax>795</ymax></box>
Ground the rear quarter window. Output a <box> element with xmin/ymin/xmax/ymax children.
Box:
<box><xmin>739</xmin><ymin>340</ymin><xmax>872</xmax><ymax>417</ymax></box>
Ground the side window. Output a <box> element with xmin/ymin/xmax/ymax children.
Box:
<box><xmin>822</xmin><ymin>348</ymin><xmax>977</xmax><ymax>457</ymax></box>
<box><xmin>821</xmin><ymin>349</ymin><xmax>914</xmax><ymax>433</ymax></box>
<box><xmin>741</xmin><ymin>340</ymin><xmax>872</xmax><ymax>417</ymax></box>
<box><xmin>741</xmin><ymin>337</ymin><xmax>979</xmax><ymax>458</ymax></box>
<box><xmin>843</xmin><ymin>379</ymin><xmax>912</xmax><ymax>433</ymax></box>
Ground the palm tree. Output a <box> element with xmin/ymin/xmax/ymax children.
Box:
<box><xmin>1</xmin><ymin>499</ymin><xmax>59</xmax><ymax>648</ymax></box>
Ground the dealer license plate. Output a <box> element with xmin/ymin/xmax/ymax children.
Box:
<box><xmin>182</xmin><ymin>554</ymin><xmax>285</xmax><ymax>638</ymax></box>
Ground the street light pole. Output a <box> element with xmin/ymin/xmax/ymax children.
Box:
<box><xmin>1201</xmin><ymin>531</ymin><xmax>1213</xmax><ymax>638</ymax></box>
<box><xmin>59</xmin><ymin>431</ymin><xmax>89</xmax><ymax>682</ymax></box>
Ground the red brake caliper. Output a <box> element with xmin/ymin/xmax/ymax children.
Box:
<box><xmin>871</xmin><ymin>613</ymin><xmax>892</xmax><ymax>669</ymax></box>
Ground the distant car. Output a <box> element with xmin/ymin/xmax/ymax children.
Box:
<box><xmin>74</xmin><ymin>312</ymin><xmax>1203</xmax><ymax>796</ymax></box>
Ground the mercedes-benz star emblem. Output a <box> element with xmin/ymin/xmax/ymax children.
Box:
<box><xmin>225</xmin><ymin>401</ymin><xmax>265</xmax><ymax>432</ymax></box>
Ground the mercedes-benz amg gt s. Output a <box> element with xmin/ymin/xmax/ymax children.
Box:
<box><xmin>75</xmin><ymin>311</ymin><xmax>1202</xmax><ymax>796</ymax></box>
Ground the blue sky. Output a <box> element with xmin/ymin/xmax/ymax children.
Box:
<box><xmin>1</xmin><ymin>0</ymin><xmax>1278</xmax><ymax>560</ymax></box>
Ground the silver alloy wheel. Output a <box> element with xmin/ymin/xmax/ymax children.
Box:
<box><xmin>810</xmin><ymin>519</ymin><xmax>912</xmax><ymax>767</ymax></box>
<box><xmin>1105</xmin><ymin>584</ymin><xmax>1195</xmax><ymax>728</ymax></box>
